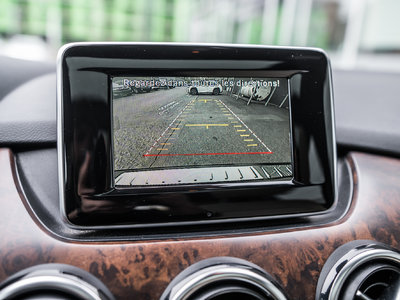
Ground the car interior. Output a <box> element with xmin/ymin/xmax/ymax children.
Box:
<box><xmin>0</xmin><ymin>1</ymin><xmax>400</xmax><ymax>300</ymax></box>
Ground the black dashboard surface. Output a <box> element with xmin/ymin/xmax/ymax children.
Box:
<box><xmin>0</xmin><ymin>56</ymin><xmax>54</xmax><ymax>100</ymax></box>
<box><xmin>0</xmin><ymin>57</ymin><xmax>399</xmax><ymax>157</ymax></box>
<box><xmin>333</xmin><ymin>69</ymin><xmax>400</xmax><ymax>156</ymax></box>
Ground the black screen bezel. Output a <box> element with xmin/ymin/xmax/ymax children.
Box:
<box><xmin>58</xmin><ymin>43</ymin><xmax>336</xmax><ymax>228</ymax></box>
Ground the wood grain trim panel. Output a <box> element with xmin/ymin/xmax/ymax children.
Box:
<box><xmin>0</xmin><ymin>148</ymin><xmax>399</xmax><ymax>299</ymax></box>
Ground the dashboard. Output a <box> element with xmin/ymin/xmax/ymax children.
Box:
<box><xmin>0</xmin><ymin>46</ymin><xmax>400</xmax><ymax>300</ymax></box>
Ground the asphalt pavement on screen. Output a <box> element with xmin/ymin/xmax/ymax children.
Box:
<box><xmin>113</xmin><ymin>87</ymin><xmax>291</xmax><ymax>171</ymax></box>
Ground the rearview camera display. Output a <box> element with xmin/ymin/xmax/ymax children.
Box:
<box><xmin>112</xmin><ymin>76</ymin><xmax>292</xmax><ymax>186</ymax></box>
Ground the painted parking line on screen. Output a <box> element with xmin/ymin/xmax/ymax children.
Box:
<box><xmin>144</xmin><ymin>99</ymin><xmax>193</xmax><ymax>155</ymax></box>
<box><xmin>218</xmin><ymin>99</ymin><xmax>272</xmax><ymax>152</ymax></box>
<box><xmin>144</xmin><ymin>97</ymin><xmax>274</xmax><ymax>158</ymax></box>
<box><xmin>185</xmin><ymin>124</ymin><xmax>229</xmax><ymax>129</ymax></box>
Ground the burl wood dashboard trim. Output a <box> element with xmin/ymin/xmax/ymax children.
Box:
<box><xmin>0</xmin><ymin>148</ymin><xmax>399</xmax><ymax>299</ymax></box>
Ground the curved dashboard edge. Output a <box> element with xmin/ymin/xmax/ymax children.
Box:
<box><xmin>14</xmin><ymin>148</ymin><xmax>352</xmax><ymax>241</ymax></box>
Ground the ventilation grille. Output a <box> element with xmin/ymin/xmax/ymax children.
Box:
<box><xmin>316</xmin><ymin>241</ymin><xmax>400</xmax><ymax>300</ymax></box>
<box><xmin>188</xmin><ymin>280</ymin><xmax>275</xmax><ymax>300</ymax></box>
<box><xmin>0</xmin><ymin>264</ymin><xmax>114</xmax><ymax>300</ymax></box>
<box><xmin>346</xmin><ymin>263</ymin><xmax>400</xmax><ymax>300</ymax></box>
<box><xmin>160</xmin><ymin>257</ymin><xmax>287</xmax><ymax>300</ymax></box>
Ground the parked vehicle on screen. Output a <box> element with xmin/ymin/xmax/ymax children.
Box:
<box><xmin>188</xmin><ymin>81</ymin><xmax>222</xmax><ymax>95</ymax></box>
<box><xmin>112</xmin><ymin>82</ymin><xmax>134</xmax><ymax>98</ymax></box>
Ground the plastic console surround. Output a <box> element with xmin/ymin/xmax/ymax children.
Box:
<box><xmin>58</xmin><ymin>42</ymin><xmax>336</xmax><ymax>228</ymax></box>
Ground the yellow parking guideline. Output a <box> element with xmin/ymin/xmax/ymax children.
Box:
<box><xmin>234</xmin><ymin>125</ymin><xmax>242</xmax><ymax>127</ymax></box>
<box><xmin>160</xmin><ymin>143</ymin><xmax>171</xmax><ymax>145</ymax></box>
<box><xmin>240</xmin><ymin>134</ymin><xmax>249</xmax><ymax>137</ymax></box>
<box><xmin>171</xmin><ymin>128</ymin><xmax>181</xmax><ymax>130</ymax></box>
<box><xmin>237</xmin><ymin>129</ymin><xmax>246</xmax><ymax>132</ymax></box>
<box><xmin>186</xmin><ymin>124</ymin><xmax>229</xmax><ymax>129</ymax></box>
<box><xmin>157</xmin><ymin>148</ymin><xmax>169</xmax><ymax>151</ymax></box>
<box><xmin>247</xmin><ymin>144</ymin><xmax>258</xmax><ymax>147</ymax></box>
<box><xmin>244</xmin><ymin>139</ymin><xmax>253</xmax><ymax>142</ymax></box>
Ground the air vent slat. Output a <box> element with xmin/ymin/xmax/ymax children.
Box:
<box><xmin>355</xmin><ymin>290</ymin><xmax>373</xmax><ymax>300</ymax></box>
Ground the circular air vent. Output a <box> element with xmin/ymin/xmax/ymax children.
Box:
<box><xmin>316</xmin><ymin>240</ymin><xmax>400</xmax><ymax>300</ymax></box>
<box><xmin>340</xmin><ymin>262</ymin><xmax>400</xmax><ymax>300</ymax></box>
<box><xmin>0</xmin><ymin>264</ymin><xmax>115</xmax><ymax>300</ymax></box>
<box><xmin>160</xmin><ymin>257</ymin><xmax>287</xmax><ymax>300</ymax></box>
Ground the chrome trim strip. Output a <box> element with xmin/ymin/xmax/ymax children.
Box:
<box><xmin>327</xmin><ymin>54</ymin><xmax>338</xmax><ymax>208</ymax></box>
<box><xmin>168</xmin><ymin>265</ymin><xmax>287</xmax><ymax>300</ymax></box>
<box><xmin>57</xmin><ymin>43</ymin><xmax>71</xmax><ymax>226</ymax></box>
<box><xmin>54</xmin><ymin>41</ymin><xmax>329</xmax><ymax>53</ymax></box>
<box><xmin>0</xmin><ymin>274</ymin><xmax>102</xmax><ymax>299</ymax></box>
<box><xmin>327</xmin><ymin>248</ymin><xmax>400</xmax><ymax>300</ymax></box>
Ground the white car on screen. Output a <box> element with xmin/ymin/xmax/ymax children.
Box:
<box><xmin>187</xmin><ymin>82</ymin><xmax>222</xmax><ymax>95</ymax></box>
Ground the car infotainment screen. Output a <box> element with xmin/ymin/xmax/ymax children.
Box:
<box><xmin>112</xmin><ymin>76</ymin><xmax>292</xmax><ymax>186</ymax></box>
<box><xmin>59</xmin><ymin>43</ymin><xmax>336</xmax><ymax>227</ymax></box>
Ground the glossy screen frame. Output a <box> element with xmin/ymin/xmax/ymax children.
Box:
<box><xmin>58</xmin><ymin>43</ymin><xmax>336</xmax><ymax>228</ymax></box>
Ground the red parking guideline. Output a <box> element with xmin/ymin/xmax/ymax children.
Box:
<box><xmin>143</xmin><ymin>151</ymin><xmax>273</xmax><ymax>157</ymax></box>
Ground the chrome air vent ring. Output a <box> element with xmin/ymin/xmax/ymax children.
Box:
<box><xmin>316</xmin><ymin>240</ymin><xmax>400</xmax><ymax>300</ymax></box>
<box><xmin>161</xmin><ymin>257</ymin><xmax>288</xmax><ymax>300</ymax></box>
<box><xmin>0</xmin><ymin>264</ymin><xmax>114</xmax><ymax>300</ymax></box>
